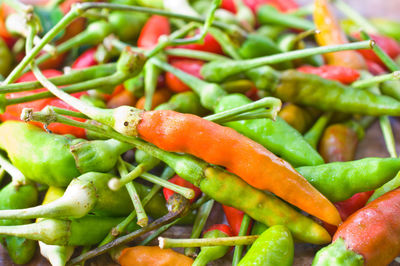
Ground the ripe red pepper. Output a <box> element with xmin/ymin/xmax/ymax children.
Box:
<box><xmin>222</xmin><ymin>205</ymin><xmax>253</xmax><ymax>236</ymax></box>
<box><xmin>366</xmin><ymin>60</ymin><xmax>387</xmax><ymax>75</ymax></box>
<box><xmin>353</xmin><ymin>33</ymin><xmax>400</xmax><ymax>69</ymax></box>
<box><xmin>71</xmin><ymin>47</ymin><xmax>98</xmax><ymax>69</ymax></box>
<box><xmin>165</xmin><ymin>60</ymin><xmax>204</xmax><ymax>93</ymax></box>
<box><xmin>172</xmin><ymin>32</ymin><xmax>223</xmax><ymax>56</ymax></box>
<box><xmin>222</xmin><ymin>0</ymin><xmax>298</xmax><ymax>14</ymax></box>
<box><xmin>163</xmin><ymin>175</ymin><xmax>202</xmax><ymax>204</ymax></box>
<box><xmin>137</xmin><ymin>15</ymin><xmax>170</xmax><ymax>49</ymax></box>
<box><xmin>0</xmin><ymin>70</ymin><xmax>87</xmax><ymax>138</ymax></box>
<box><xmin>297</xmin><ymin>65</ymin><xmax>360</xmax><ymax>84</ymax></box>
<box><xmin>203</xmin><ymin>224</ymin><xmax>233</xmax><ymax>237</ymax></box>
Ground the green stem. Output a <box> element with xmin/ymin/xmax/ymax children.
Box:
<box><xmin>208</xmin><ymin>27</ymin><xmax>241</xmax><ymax>60</ymax></box>
<box><xmin>159</xmin><ymin>235</ymin><xmax>258</xmax><ymax>248</ymax></box>
<box><xmin>0</xmin><ymin>153</ymin><xmax>26</xmax><ymax>186</ymax></box>
<box><xmin>125</xmin><ymin>163</ymin><xmax>195</xmax><ymax>200</ymax></box>
<box><xmin>165</xmin><ymin>48</ymin><xmax>229</xmax><ymax>61</ymax></box>
<box><xmin>232</xmin><ymin>214</ymin><xmax>252</xmax><ymax>266</ymax></box>
<box><xmin>201</xmin><ymin>41</ymin><xmax>374</xmax><ymax>82</ymax></box>
<box><xmin>99</xmin><ymin>167</ymin><xmax>175</xmax><ymax>246</ymax></box>
<box><xmin>333</xmin><ymin>0</ymin><xmax>379</xmax><ymax>34</ymax></box>
<box><xmin>116</xmin><ymin>158</ymin><xmax>148</xmax><ymax>227</ymax></box>
<box><xmin>257</xmin><ymin>5</ymin><xmax>314</xmax><ymax>30</ymax></box>
<box><xmin>144</xmin><ymin>61</ymin><xmax>160</xmax><ymax>111</ymax></box>
<box><xmin>109</xmin><ymin>163</ymin><xmax>149</xmax><ymax>191</ymax></box>
<box><xmin>185</xmin><ymin>199</ymin><xmax>215</xmax><ymax>257</ymax></box>
<box><xmin>303</xmin><ymin>112</ymin><xmax>333</xmax><ymax>149</ymax></box>
<box><xmin>351</xmin><ymin>71</ymin><xmax>400</xmax><ymax>89</ymax></box>
<box><xmin>0</xmin><ymin>64</ymin><xmax>116</xmax><ymax>94</ymax></box>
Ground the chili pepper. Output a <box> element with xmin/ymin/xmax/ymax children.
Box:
<box><xmin>37</xmin><ymin>187</ymin><xmax>74</xmax><ymax>266</ymax></box>
<box><xmin>0</xmin><ymin>121</ymin><xmax>133</xmax><ymax>186</ymax></box>
<box><xmin>297</xmin><ymin>65</ymin><xmax>360</xmax><ymax>84</ymax></box>
<box><xmin>370</xmin><ymin>18</ymin><xmax>400</xmax><ymax>41</ymax></box>
<box><xmin>251</xmin><ymin>221</ymin><xmax>268</xmax><ymax>236</ymax></box>
<box><xmin>0</xmin><ymin>154</ymin><xmax>38</xmax><ymax>265</ymax></box>
<box><xmin>136</xmin><ymin>88</ymin><xmax>171</xmax><ymax>110</ymax></box>
<box><xmin>71</xmin><ymin>47</ymin><xmax>98</xmax><ymax>69</ymax></box>
<box><xmin>353</xmin><ymin>33</ymin><xmax>400</xmax><ymax>69</ymax></box>
<box><xmin>238</xmin><ymin>225</ymin><xmax>293</xmax><ymax>266</ymax></box>
<box><xmin>318</xmin><ymin>124</ymin><xmax>359</xmax><ymax>163</ymax></box>
<box><xmin>172</xmin><ymin>32</ymin><xmax>223</xmax><ymax>56</ymax></box>
<box><xmin>152</xmin><ymin>57</ymin><xmax>324</xmax><ymax>167</ymax></box>
<box><xmin>155</xmin><ymin>91</ymin><xmax>208</xmax><ymax>116</ymax></box>
<box><xmin>165</xmin><ymin>60</ymin><xmax>204</xmax><ymax>93</ymax></box>
<box><xmin>257</xmin><ymin>5</ymin><xmax>313</xmax><ymax>30</ymax></box>
<box><xmin>313</xmin><ymin>0</ymin><xmax>366</xmax><ymax>69</ymax></box>
<box><xmin>222</xmin><ymin>205</ymin><xmax>251</xmax><ymax>236</ymax></box>
<box><xmin>0</xmin><ymin>3</ymin><xmax>15</xmax><ymax>48</ymax></box>
<box><xmin>163</xmin><ymin>175</ymin><xmax>202</xmax><ymax>204</ymax></box>
<box><xmin>278</xmin><ymin>103</ymin><xmax>314</xmax><ymax>133</ymax></box>
<box><xmin>270</xmin><ymin>69</ymin><xmax>400</xmax><ymax>116</ymax></box>
<box><xmin>137</xmin><ymin>15</ymin><xmax>170</xmax><ymax>49</ymax></box>
<box><xmin>296</xmin><ymin>157</ymin><xmax>400</xmax><ymax>202</ymax></box>
<box><xmin>222</xmin><ymin>0</ymin><xmax>298</xmax><ymax>13</ymax></box>
<box><xmin>26</xmin><ymin>108</ymin><xmax>332</xmax><ymax>244</ymax></box>
<box><xmin>313</xmin><ymin>188</ymin><xmax>400</xmax><ymax>266</ymax></box>
<box><xmin>0</xmin><ymin>37</ymin><xmax>12</xmax><ymax>77</ymax></box>
<box><xmin>109</xmin><ymin>11</ymin><xmax>148</xmax><ymax>42</ymax></box>
<box><xmin>380</xmin><ymin>80</ymin><xmax>400</xmax><ymax>101</ymax></box>
<box><xmin>107</xmin><ymin>89</ymin><xmax>136</xmax><ymax>109</ymax></box>
<box><xmin>118</xmin><ymin>246</ymin><xmax>194</xmax><ymax>266</ymax></box>
<box><xmin>192</xmin><ymin>224</ymin><xmax>233</xmax><ymax>266</ymax></box>
<box><xmin>366</xmin><ymin>59</ymin><xmax>386</xmax><ymax>75</ymax></box>
<box><xmin>256</xmin><ymin>25</ymin><xmax>285</xmax><ymax>40</ymax></box>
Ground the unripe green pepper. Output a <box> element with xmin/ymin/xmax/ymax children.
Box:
<box><xmin>238</xmin><ymin>225</ymin><xmax>294</xmax><ymax>266</ymax></box>
<box><xmin>0</xmin><ymin>38</ymin><xmax>12</xmax><ymax>77</ymax></box>
<box><xmin>155</xmin><ymin>91</ymin><xmax>208</xmax><ymax>115</ymax></box>
<box><xmin>312</xmin><ymin>238</ymin><xmax>363</xmax><ymax>266</ymax></box>
<box><xmin>251</xmin><ymin>221</ymin><xmax>268</xmax><ymax>236</ymax></box>
<box><xmin>109</xmin><ymin>11</ymin><xmax>148</xmax><ymax>41</ymax></box>
<box><xmin>380</xmin><ymin>80</ymin><xmax>400</xmax><ymax>101</ymax></box>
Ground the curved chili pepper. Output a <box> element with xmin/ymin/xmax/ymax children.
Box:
<box><xmin>297</xmin><ymin>65</ymin><xmax>360</xmax><ymax>84</ymax></box>
<box><xmin>222</xmin><ymin>205</ymin><xmax>252</xmax><ymax>236</ymax></box>
<box><xmin>296</xmin><ymin>157</ymin><xmax>400</xmax><ymax>202</ymax></box>
<box><xmin>163</xmin><ymin>175</ymin><xmax>202</xmax><ymax>204</ymax></box>
<box><xmin>353</xmin><ymin>33</ymin><xmax>400</xmax><ymax>69</ymax></box>
<box><xmin>318</xmin><ymin>124</ymin><xmax>359</xmax><ymax>163</ymax></box>
<box><xmin>313</xmin><ymin>189</ymin><xmax>400</xmax><ymax>266</ymax></box>
<box><xmin>313</xmin><ymin>0</ymin><xmax>366</xmax><ymax>69</ymax></box>
<box><xmin>137</xmin><ymin>109</ymin><xmax>340</xmax><ymax>225</ymax></box>
<box><xmin>118</xmin><ymin>246</ymin><xmax>194</xmax><ymax>266</ymax></box>
<box><xmin>109</xmin><ymin>11</ymin><xmax>148</xmax><ymax>42</ymax></box>
<box><xmin>71</xmin><ymin>47</ymin><xmax>98</xmax><ymax>69</ymax></box>
<box><xmin>165</xmin><ymin>60</ymin><xmax>204</xmax><ymax>92</ymax></box>
<box><xmin>137</xmin><ymin>15</ymin><xmax>170</xmax><ymax>49</ymax></box>
<box><xmin>238</xmin><ymin>225</ymin><xmax>293</xmax><ymax>266</ymax></box>
<box><xmin>193</xmin><ymin>224</ymin><xmax>233</xmax><ymax>266</ymax></box>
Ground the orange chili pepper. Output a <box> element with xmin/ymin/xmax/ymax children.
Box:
<box><xmin>118</xmin><ymin>246</ymin><xmax>193</xmax><ymax>266</ymax></box>
<box><xmin>313</xmin><ymin>0</ymin><xmax>366</xmax><ymax>69</ymax></box>
<box><xmin>107</xmin><ymin>89</ymin><xmax>136</xmax><ymax>109</ymax></box>
<box><xmin>136</xmin><ymin>88</ymin><xmax>172</xmax><ymax>110</ymax></box>
<box><xmin>136</xmin><ymin>110</ymin><xmax>341</xmax><ymax>226</ymax></box>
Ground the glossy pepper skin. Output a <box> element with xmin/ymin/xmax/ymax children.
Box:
<box><xmin>163</xmin><ymin>175</ymin><xmax>202</xmax><ymax>204</ymax></box>
<box><xmin>71</xmin><ymin>47</ymin><xmax>98</xmax><ymax>69</ymax></box>
<box><xmin>296</xmin><ymin>157</ymin><xmax>400</xmax><ymax>202</ymax></box>
<box><xmin>172</xmin><ymin>32</ymin><xmax>223</xmax><ymax>57</ymax></box>
<box><xmin>137</xmin><ymin>15</ymin><xmax>170</xmax><ymax>49</ymax></box>
<box><xmin>118</xmin><ymin>246</ymin><xmax>194</xmax><ymax>266</ymax></box>
<box><xmin>273</xmin><ymin>70</ymin><xmax>400</xmax><ymax>116</ymax></box>
<box><xmin>166</xmin><ymin>60</ymin><xmax>204</xmax><ymax>93</ymax></box>
<box><xmin>0</xmin><ymin>183</ymin><xmax>38</xmax><ymax>264</ymax></box>
<box><xmin>278</xmin><ymin>103</ymin><xmax>314</xmax><ymax>133</ymax></box>
<box><xmin>313</xmin><ymin>0</ymin><xmax>366</xmax><ymax>69</ymax></box>
<box><xmin>215</xmin><ymin>94</ymin><xmax>324</xmax><ymax>167</ymax></box>
<box><xmin>318</xmin><ymin>124</ymin><xmax>359</xmax><ymax>163</ymax></box>
<box><xmin>137</xmin><ymin>109</ymin><xmax>340</xmax><ymax>226</ymax></box>
<box><xmin>193</xmin><ymin>224</ymin><xmax>233</xmax><ymax>266</ymax></box>
<box><xmin>222</xmin><ymin>205</ymin><xmax>251</xmax><ymax>236</ymax></box>
<box><xmin>297</xmin><ymin>65</ymin><xmax>360</xmax><ymax>85</ymax></box>
<box><xmin>313</xmin><ymin>189</ymin><xmax>400</xmax><ymax>266</ymax></box>
<box><xmin>0</xmin><ymin>121</ymin><xmax>133</xmax><ymax>187</ymax></box>
<box><xmin>238</xmin><ymin>225</ymin><xmax>293</xmax><ymax>266</ymax></box>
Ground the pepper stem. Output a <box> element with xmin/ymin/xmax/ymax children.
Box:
<box><xmin>303</xmin><ymin>112</ymin><xmax>333</xmax><ymax>149</ymax></box>
<box><xmin>351</xmin><ymin>71</ymin><xmax>400</xmax><ymax>89</ymax></box>
<box><xmin>0</xmin><ymin>153</ymin><xmax>27</xmax><ymax>186</ymax></box>
<box><xmin>232</xmin><ymin>214</ymin><xmax>252</xmax><ymax>266</ymax></box>
<box><xmin>159</xmin><ymin>235</ymin><xmax>258</xmax><ymax>249</ymax></box>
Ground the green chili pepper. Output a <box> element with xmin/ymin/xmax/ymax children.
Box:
<box><xmin>109</xmin><ymin>11</ymin><xmax>148</xmax><ymax>41</ymax></box>
<box><xmin>380</xmin><ymin>80</ymin><xmax>400</xmax><ymax>101</ymax></box>
<box><xmin>251</xmin><ymin>221</ymin><xmax>268</xmax><ymax>236</ymax></box>
<box><xmin>0</xmin><ymin>121</ymin><xmax>132</xmax><ymax>186</ymax></box>
<box><xmin>312</xmin><ymin>238</ymin><xmax>363</xmax><ymax>266</ymax></box>
<box><xmin>257</xmin><ymin>5</ymin><xmax>314</xmax><ymax>30</ymax></box>
<box><xmin>238</xmin><ymin>225</ymin><xmax>294</xmax><ymax>266</ymax></box>
<box><xmin>151</xmin><ymin>58</ymin><xmax>324</xmax><ymax>167</ymax></box>
<box><xmin>0</xmin><ymin>38</ymin><xmax>12</xmax><ymax>77</ymax></box>
<box><xmin>296</xmin><ymin>157</ymin><xmax>400</xmax><ymax>202</ymax></box>
<box><xmin>256</xmin><ymin>25</ymin><xmax>285</xmax><ymax>40</ymax></box>
<box><xmin>272</xmin><ymin>70</ymin><xmax>400</xmax><ymax>116</ymax></box>
<box><xmin>192</xmin><ymin>227</ymin><xmax>231</xmax><ymax>266</ymax></box>
<box><xmin>155</xmin><ymin>91</ymin><xmax>208</xmax><ymax>115</ymax></box>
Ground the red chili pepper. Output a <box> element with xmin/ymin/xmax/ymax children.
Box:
<box><xmin>203</xmin><ymin>224</ymin><xmax>233</xmax><ymax>237</ymax></box>
<box><xmin>0</xmin><ymin>70</ymin><xmax>87</xmax><ymax>138</ymax></box>
<box><xmin>222</xmin><ymin>205</ymin><xmax>253</xmax><ymax>236</ymax></box>
<box><xmin>297</xmin><ymin>65</ymin><xmax>360</xmax><ymax>84</ymax></box>
<box><xmin>71</xmin><ymin>47</ymin><xmax>98</xmax><ymax>69</ymax></box>
<box><xmin>163</xmin><ymin>175</ymin><xmax>202</xmax><ymax>204</ymax></box>
<box><xmin>173</xmin><ymin>32</ymin><xmax>223</xmax><ymax>56</ymax></box>
<box><xmin>165</xmin><ymin>60</ymin><xmax>204</xmax><ymax>93</ymax></box>
<box><xmin>366</xmin><ymin>60</ymin><xmax>387</xmax><ymax>75</ymax></box>
<box><xmin>137</xmin><ymin>15</ymin><xmax>170</xmax><ymax>49</ymax></box>
<box><xmin>353</xmin><ymin>33</ymin><xmax>400</xmax><ymax>69</ymax></box>
<box><xmin>0</xmin><ymin>3</ymin><xmax>15</xmax><ymax>48</ymax></box>
<box><xmin>222</xmin><ymin>0</ymin><xmax>298</xmax><ymax>14</ymax></box>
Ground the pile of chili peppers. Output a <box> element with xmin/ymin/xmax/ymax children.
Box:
<box><xmin>0</xmin><ymin>0</ymin><xmax>399</xmax><ymax>265</ymax></box>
